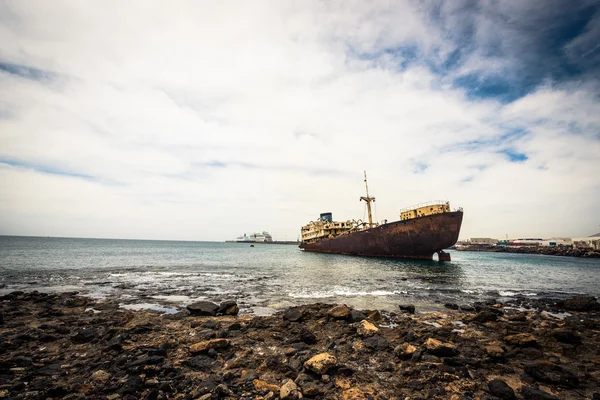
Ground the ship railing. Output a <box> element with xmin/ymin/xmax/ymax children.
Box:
<box><xmin>399</xmin><ymin>200</ymin><xmax>449</xmax><ymax>213</ymax></box>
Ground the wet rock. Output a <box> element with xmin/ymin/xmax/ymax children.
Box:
<box><xmin>366</xmin><ymin>310</ymin><xmax>381</xmax><ymax>321</ymax></box>
<box><xmin>71</xmin><ymin>328</ymin><xmax>98</xmax><ymax>343</ymax></box>
<box><xmin>424</xmin><ymin>337</ymin><xmax>458</xmax><ymax>357</ymax></box>
<box><xmin>399</xmin><ymin>304</ymin><xmax>415</xmax><ymax>314</ymax></box>
<box><xmin>328</xmin><ymin>304</ymin><xmax>351</xmax><ymax>320</ymax></box>
<box><xmin>283</xmin><ymin>307</ymin><xmax>304</xmax><ymax>322</ymax></box>
<box><xmin>348</xmin><ymin>309</ymin><xmax>366</xmax><ymax>323</ymax></box>
<box><xmin>353</xmin><ymin>320</ymin><xmax>378</xmax><ymax>337</ymax></box>
<box><xmin>189</xmin><ymin>338</ymin><xmax>230</xmax><ymax>354</ymax></box>
<box><xmin>280</xmin><ymin>379</ymin><xmax>300</xmax><ymax>400</ymax></box>
<box><xmin>459</xmin><ymin>304</ymin><xmax>475</xmax><ymax>311</ymax></box>
<box><xmin>563</xmin><ymin>296</ymin><xmax>600</xmax><ymax>311</ymax></box>
<box><xmin>445</xmin><ymin>303</ymin><xmax>459</xmax><ymax>310</ymax></box>
<box><xmin>304</xmin><ymin>353</ymin><xmax>337</xmax><ymax>375</ymax></box>
<box><xmin>364</xmin><ymin>334</ymin><xmax>389</xmax><ymax>350</ymax></box>
<box><xmin>187</xmin><ymin>301</ymin><xmax>219</xmax><ymax>316</ymax></box>
<box><xmin>487</xmin><ymin>379</ymin><xmax>516</xmax><ymax>399</ymax></box>
<box><xmin>253</xmin><ymin>379</ymin><xmax>280</xmax><ymax>393</ymax></box>
<box><xmin>551</xmin><ymin>328</ymin><xmax>581</xmax><ymax>345</ymax></box>
<box><xmin>508</xmin><ymin>312</ymin><xmax>527</xmax><ymax>322</ymax></box>
<box><xmin>466</xmin><ymin>310</ymin><xmax>498</xmax><ymax>323</ymax></box>
<box><xmin>524</xmin><ymin>360</ymin><xmax>579</xmax><ymax>388</ymax></box>
<box><xmin>505</xmin><ymin>333</ymin><xmax>537</xmax><ymax>346</ymax></box>
<box><xmin>217</xmin><ymin>300</ymin><xmax>239</xmax><ymax>316</ymax></box>
<box><xmin>520</xmin><ymin>386</ymin><xmax>560</xmax><ymax>400</ymax></box>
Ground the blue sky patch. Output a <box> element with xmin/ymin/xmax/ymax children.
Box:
<box><xmin>498</xmin><ymin>149</ymin><xmax>528</xmax><ymax>163</ymax></box>
<box><xmin>0</xmin><ymin>159</ymin><xmax>96</xmax><ymax>180</ymax></box>
<box><xmin>0</xmin><ymin>62</ymin><xmax>57</xmax><ymax>82</ymax></box>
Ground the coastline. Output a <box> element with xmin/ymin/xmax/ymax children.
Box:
<box><xmin>457</xmin><ymin>245</ymin><xmax>600</xmax><ymax>258</ymax></box>
<box><xmin>1</xmin><ymin>291</ymin><xmax>599</xmax><ymax>399</ymax></box>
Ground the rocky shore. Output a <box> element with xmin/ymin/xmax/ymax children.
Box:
<box><xmin>456</xmin><ymin>245</ymin><xmax>600</xmax><ymax>258</ymax></box>
<box><xmin>1</xmin><ymin>292</ymin><xmax>600</xmax><ymax>400</ymax></box>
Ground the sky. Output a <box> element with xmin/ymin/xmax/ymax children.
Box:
<box><xmin>1</xmin><ymin>0</ymin><xmax>599</xmax><ymax>242</ymax></box>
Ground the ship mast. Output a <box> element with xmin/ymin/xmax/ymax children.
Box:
<box><xmin>360</xmin><ymin>170</ymin><xmax>375</xmax><ymax>228</ymax></box>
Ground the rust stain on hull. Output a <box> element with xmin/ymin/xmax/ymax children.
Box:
<box><xmin>300</xmin><ymin>211</ymin><xmax>463</xmax><ymax>260</ymax></box>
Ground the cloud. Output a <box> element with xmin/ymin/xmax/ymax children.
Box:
<box><xmin>0</xmin><ymin>1</ymin><xmax>599</xmax><ymax>241</ymax></box>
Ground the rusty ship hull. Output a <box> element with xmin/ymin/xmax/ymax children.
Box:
<box><xmin>300</xmin><ymin>211</ymin><xmax>463</xmax><ymax>260</ymax></box>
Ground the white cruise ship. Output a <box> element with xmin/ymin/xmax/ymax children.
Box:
<box><xmin>233</xmin><ymin>232</ymin><xmax>273</xmax><ymax>243</ymax></box>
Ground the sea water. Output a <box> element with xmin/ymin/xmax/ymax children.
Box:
<box><xmin>1</xmin><ymin>236</ymin><xmax>599</xmax><ymax>315</ymax></box>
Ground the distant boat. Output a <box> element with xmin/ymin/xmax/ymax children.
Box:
<box><xmin>299</xmin><ymin>171</ymin><xmax>463</xmax><ymax>261</ymax></box>
<box><xmin>230</xmin><ymin>232</ymin><xmax>273</xmax><ymax>243</ymax></box>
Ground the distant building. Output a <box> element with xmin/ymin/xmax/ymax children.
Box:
<box><xmin>509</xmin><ymin>238</ymin><xmax>571</xmax><ymax>247</ymax></box>
<box><xmin>572</xmin><ymin>233</ymin><xmax>600</xmax><ymax>250</ymax></box>
<box><xmin>469</xmin><ymin>238</ymin><xmax>498</xmax><ymax>245</ymax></box>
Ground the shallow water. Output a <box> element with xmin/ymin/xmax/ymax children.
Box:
<box><xmin>1</xmin><ymin>236</ymin><xmax>599</xmax><ymax>314</ymax></box>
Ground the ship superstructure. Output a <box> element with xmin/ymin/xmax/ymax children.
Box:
<box><xmin>235</xmin><ymin>232</ymin><xmax>273</xmax><ymax>243</ymax></box>
<box><xmin>300</xmin><ymin>172</ymin><xmax>463</xmax><ymax>261</ymax></box>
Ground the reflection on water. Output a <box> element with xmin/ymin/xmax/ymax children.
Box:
<box><xmin>1</xmin><ymin>236</ymin><xmax>599</xmax><ymax>314</ymax></box>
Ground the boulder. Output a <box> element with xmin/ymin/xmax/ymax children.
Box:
<box><xmin>399</xmin><ymin>304</ymin><xmax>415</xmax><ymax>314</ymax></box>
<box><xmin>348</xmin><ymin>310</ymin><xmax>366</xmax><ymax>323</ymax></box>
<box><xmin>353</xmin><ymin>320</ymin><xmax>379</xmax><ymax>337</ymax></box>
<box><xmin>283</xmin><ymin>307</ymin><xmax>304</xmax><ymax>322</ymax></box>
<box><xmin>444</xmin><ymin>303</ymin><xmax>459</xmax><ymax>310</ymax></box>
<box><xmin>304</xmin><ymin>353</ymin><xmax>337</xmax><ymax>375</ymax></box>
<box><xmin>505</xmin><ymin>333</ymin><xmax>537</xmax><ymax>347</ymax></box>
<box><xmin>524</xmin><ymin>360</ymin><xmax>579</xmax><ymax>388</ymax></box>
<box><xmin>466</xmin><ymin>310</ymin><xmax>498</xmax><ymax>323</ymax></box>
<box><xmin>551</xmin><ymin>328</ymin><xmax>581</xmax><ymax>345</ymax></box>
<box><xmin>487</xmin><ymin>379</ymin><xmax>516</xmax><ymax>399</ymax></box>
<box><xmin>187</xmin><ymin>301</ymin><xmax>219</xmax><ymax>316</ymax></box>
<box><xmin>520</xmin><ymin>385</ymin><xmax>560</xmax><ymax>399</ymax></box>
<box><xmin>189</xmin><ymin>339</ymin><xmax>230</xmax><ymax>354</ymax></box>
<box><xmin>280</xmin><ymin>379</ymin><xmax>300</xmax><ymax>400</ymax></box>
<box><xmin>424</xmin><ymin>338</ymin><xmax>458</xmax><ymax>357</ymax></box>
<box><xmin>563</xmin><ymin>296</ymin><xmax>600</xmax><ymax>311</ymax></box>
<box><xmin>328</xmin><ymin>304</ymin><xmax>351</xmax><ymax>320</ymax></box>
<box><xmin>508</xmin><ymin>312</ymin><xmax>527</xmax><ymax>321</ymax></box>
<box><xmin>363</xmin><ymin>334</ymin><xmax>389</xmax><ymax>350</ymax></box>
<box><xmin>217</xmin><ymin>300</ymin><xmax>239</xmax><ymax>316</ymax></box>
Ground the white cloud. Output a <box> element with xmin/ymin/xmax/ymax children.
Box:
<box><xmin>1</xmin><ymin>1</ymin><xmax>599</xmax><ymax>241</ymax></box>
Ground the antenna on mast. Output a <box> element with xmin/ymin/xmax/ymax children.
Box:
<box><xmin>360</xmin><ymin>170</ymin><xmax>376</xmax><ymax>228</ymax></box>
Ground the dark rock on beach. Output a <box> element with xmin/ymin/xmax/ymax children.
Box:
<box><xmin>186</xmin><ymin>301</ymin><xmax>219</xmax><ymax>316</ymax></box>
<box><xmin>1</xmin><ymin>293</ymin><xmax>599</xmax><ymax>399</ymax></box>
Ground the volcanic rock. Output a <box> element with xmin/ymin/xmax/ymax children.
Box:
<box><xmin>187</xmin><ymin>301</ymin><xmax>219</xmax><ymax>316</ymax></box>
<box><xmin>399</xmin><ymin>304</ymin><xmax>415</xmax><ymax>314</ymax></box>
<box><xmin>563</xmin><ymin>296</ymin><xmax>600</xmax><ymax>311</ymax></box>
<box><xmin>487</xmin><ymin>379</ymin><xmax>516</xmax><ymax>399</ymax></box>
<box><xmin>280</xmin><ymin>379</ymin><xmax>301</xmax><ymax>400</ymax></box>
<box><xmin>424</xmin><ymin>337</ymin><xmax>458</xmax><ymax>357</ymax></box>
<box><xmin>354</xmin><ymin>320</ymin><xmax>378</xmax><ymax>337</ymax></box>
<box><xmin>189</xmin><ymin>339</ymin><xmax>230</xmax><ymax>354</ymax></box>
<box><xmin>304</xmin><ymin>353</ymin><xmax>337</xmax><ymax>375</ymax></box>
<box><xmin>253</xmin><ymin>379</ymin><xmax>280</xmax><ymax>393</ymax></box>
<box><xmin>348</xmin><ymin>309</ymin><xmax>366</xmax><ymax>323</ymax></box>
<box><xmin>467</xmin><ymin>310</ymin><xmax>498</xmax><ymax>323</ymax></box>
<box><xmin>520</xmin><ymin>385</ymin><xmax>560</xmax><ymax>399</ymax></box>
<box><xmin>217</xmin><ymin>300</ymin><xmax>239</xmax><ymax>316</ymax></box>
<box><xmin>328</xmin><ymin>304</ymin><xmax>351</xmax><ymax>320</ymax></box>
<box><xmin>551</xmin><ymin>328</ymin><xmax>581</xmax><ymax>345</ymax></box>
<box><xmin>283</xmin><ymin>307</ymin><xmax>304</xmax><ymax>322</ymax></box>
<box><xmin>484</xmin><ymin>345</ymin><xmax>505</xmax><ymax>358</ymax></box>
<box><xmin>524</xmin><ymin>360</ymin><xmax>579</xmax><ymax>388</ymax></box>
<box><xmin>505</xmin><ymin>333</ymin><xmax>537</xmax><ymax>346</ymax></box>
